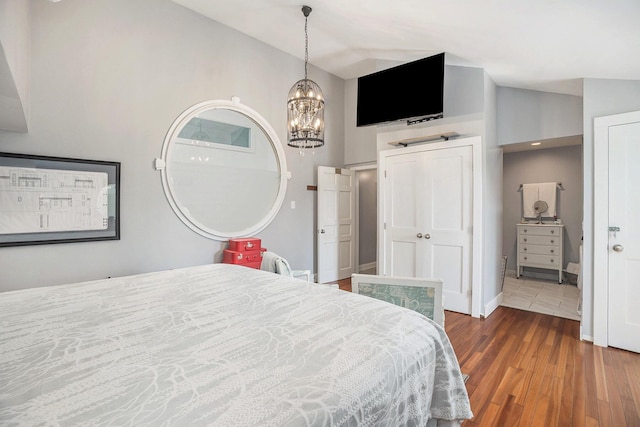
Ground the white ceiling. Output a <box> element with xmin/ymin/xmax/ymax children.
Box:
<box><xmin>172</xmin><ymin>0</ymin><xmax>640</xmax><ymax>97</ymax></box>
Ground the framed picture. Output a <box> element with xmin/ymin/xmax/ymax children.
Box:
<box><xmin>351</xmin><ymin>274</ymin><xmax>444</xmax><ymax>327</ymax></box>
<box><xmin>0</xmin><ymin>152</ymin><xmax>120</xmax><ymax>247</ymax></box>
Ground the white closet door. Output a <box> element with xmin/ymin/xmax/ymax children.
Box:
<box><xmin>383</xmin><ymin>154</ymin><xmax>424</xmax><ymax>277</ymax></box>
<box><xmin>382</xmin><ymin>145</ymin><xmax>473</xmax><ymax>314</ymax></box>
<box><xmin>425</xmin><ymin>146</ymin><xmax>473</xmax><ymax>314</ymax></box>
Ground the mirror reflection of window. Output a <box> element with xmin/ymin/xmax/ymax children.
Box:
<box><xmin>177</xmin><ymin>117</ymin><xmax>251</xmax><ymax>149</ymax></box>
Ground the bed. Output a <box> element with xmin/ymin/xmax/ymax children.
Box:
<box><xmin>0</xmin><ymin>263</ymin><xmax>472</xmax><ymax>426</ymax></box>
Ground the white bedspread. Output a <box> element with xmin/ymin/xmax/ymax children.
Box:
<box><xmin>0</xmin><ymin>264</ymin><xmax>472</xmax><ymax>426</ymax></box>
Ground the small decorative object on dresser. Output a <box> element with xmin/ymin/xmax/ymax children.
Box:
<box><xmin>516</xmin><ymin>223</ymin><xmax>564</xmax><ymax>283</ymax></box>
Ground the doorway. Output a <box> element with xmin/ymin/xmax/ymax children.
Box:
<box><xmin>353</xmin><ymin>166</ymin><xmax>377</xmax><ymax>275</ymax></box>
<box><xmin>501</xmin><ymin>137</ymin><xmax>584</xmax><ymax>320</ymax></box>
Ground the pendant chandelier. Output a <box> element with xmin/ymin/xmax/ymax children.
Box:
<box><xmin>287</xmin><ymin>5</ymin><xmax>324</xmax><ymax>155</ymax></box>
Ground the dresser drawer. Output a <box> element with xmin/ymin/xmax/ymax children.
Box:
<box><xmin>518</xmin><ymin>235</ymin><xmax>560</xmax><ymax>246</ymax></box>
<box><xmin>518</xmin><ymin>253</ymin><xmax>561</xmax><ymax>268</ymax></box>
<box><xmin>520</xmin><ymin>245</ymin><xmax>560</xmax><ymax>255</ymax></box>
<box><xmin>518</xmin><ymin>226</ymin><xmax>561</xmax><ymax>237</ymax></box>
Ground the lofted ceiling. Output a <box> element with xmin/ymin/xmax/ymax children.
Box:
<box><xmin>172</xmin><ymin>0</ymin><xmax>640</xmax><ymax>97</ymax></box>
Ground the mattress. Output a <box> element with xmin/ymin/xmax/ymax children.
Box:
<box><xmin>0</xmin><ymin>264</ymin><xmax>472</xmax><ymax>426</ymax></box>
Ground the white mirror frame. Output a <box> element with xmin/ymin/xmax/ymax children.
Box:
<box><xmin>156</xmin><ymin>98</ymin><xmax>290</xmax><ymax>241</ymax></box>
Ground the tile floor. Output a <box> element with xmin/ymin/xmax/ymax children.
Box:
<box><xmin>501</xmin><ymin>273</ymin><xmax>581</xmax><ymax>321</ymax></box>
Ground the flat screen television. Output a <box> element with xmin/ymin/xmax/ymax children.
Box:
<box><xmin>356</xmin><ymin>53</ymin><xmax>445</xmax><ymax>127</ymax></box>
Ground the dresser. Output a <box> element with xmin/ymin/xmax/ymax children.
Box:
<box><xmin>516</xmin><ymin>224</ymin><xmax>564</xmax><ymax>283</ymax></box>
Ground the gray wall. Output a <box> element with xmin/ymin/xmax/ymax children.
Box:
<box><xmin>482</xmin><ymin>72</ymin><xmax>503</xmax><ymax>311</ymax></box>
<box><xmin>0</xmin><ymin>0</ymin><xmax>30</xmax><ymax>132</ymax></box>
<box><xmin>502</xmin><ymin>145</ymin><xmax>583</xmax><ymax>273</ymax></box>
<box><xmin>0</xmin><ymin>0</ymin><xmax>344</xmax><ymax>292</ymax></box>
<box><xmin>344</xmin><ymin>78</ymin><xmax>377</xmax><ymax>166</ymax></box>
<box><xmin>497</xmin><ymin>87</ymin><xmax>582</xmax><ymax>145</ymax></box>
<box><xmin>357</xmin><ymin>169</ymin><xmax>377</xmax><ymax>266</ymax></box>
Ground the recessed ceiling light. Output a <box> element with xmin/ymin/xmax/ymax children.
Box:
<box><xmin>531</xmin><ymin>142</ymin><xmax>541</xmax><ymax>146</ymax></box>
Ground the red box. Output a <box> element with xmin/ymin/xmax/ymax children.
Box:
<box><xmin>228</xmin><ymin>238</ymin><xmax>262</xmax><ymax>252</ymax></box>
<box><xmin>223</xmin><ymin>248</ymin><xmax>266</xmax><ymax>269</ymax></box>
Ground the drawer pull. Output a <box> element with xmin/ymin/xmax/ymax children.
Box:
<box><xmin>524</xmin><ymin>238</ymin><xmax>527</xmax><ymax>242</ymax></box>
<box><xmin>550</xmin><ymin>240</ymin><xmax>554</xmax><ymax>243</ymax></box>
<box><xmin>524</xmin><ymin>257</ymin><xmax>528</xmax><ymax>260</ymax></box>
<box><xmin>524</xmin><ymin>229</ymin><xmax>527</xmax><ymax>233</ymax></box>
<box><xmin>551</xmin><ymin>230</ymin><xmax>555</xmax><ymax>234</ymax></box>
<box><xmin>524</xmin><ymin>248</ymin><xmax>527</xmax><ymax>251</ymax></box>
<box><xmin>550</xmin><ymin>259</ymin><xmax>554</xmax><ymax>263</ymax></box>
<box><xmin>550</xmin><ymin>249</ymin><xmax>554</xmax><ymax>253</ymax></box>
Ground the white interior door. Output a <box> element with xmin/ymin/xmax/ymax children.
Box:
<box><xmin>317</xmin><ymin>166</ymin><xmax>354</xmax><ymax>283</ymax></box>
<box><xmin>381</xmin><ymin>145</ymin><xmax>473</xmax><ymax>314</ymax></box>
<box><xmin>425</xmin><ymin>146</ymin><xmax>473</xmax><ymax>314</ymax></box>
<box><xmin>383</xmin><ymin>154</ymin><xmax>422</xmax><ymax>277</ymax></box>
<box><xmin>607</xmin><ymin>122</ymin><xmax>640</xmax><ymax>353</ymax></box>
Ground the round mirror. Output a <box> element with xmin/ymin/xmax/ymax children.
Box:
<box><xmin>533</xmin><ymin>200</ymin><xmax>548</xmax><ymax>215</ymax></box>
<box><xmin>158</xmin><ymin>99</ymin><xmax>289</xmax><ymax>240</ymax></box>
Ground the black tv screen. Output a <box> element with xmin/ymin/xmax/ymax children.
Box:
<box><xmin>356</xmin><ymin>53</ymin><xmax>445</xmax><ymax>127</ymax></box>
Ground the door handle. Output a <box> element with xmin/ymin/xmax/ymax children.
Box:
<box><xmin>424</xmin><ymin>234</ymin><xmax>431</xmax><ymax>239</ymax></box>
<box><xmin>417</xmin><ymin>233</ymin><xmax>423</xmax><ymax>238</ymax></box>
<box><xmin>612</xmin><ymin>244</ymin><xmax>624</xmax><ymax>253</ymax></box>
<box><xmin>319</xmin><ymin>229</ymin><xmax>325</xmax><ymax>234</ymax></box>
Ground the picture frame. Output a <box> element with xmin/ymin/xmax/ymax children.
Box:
<box><xmin>351</xmin><ymin>274</ymin><xmax>444</xmax><ymax>327</ymax></box>
<box><xmin>0</xmin><ymin>152</ymin><xmax>120</xmax><ymax>247</ymax></box>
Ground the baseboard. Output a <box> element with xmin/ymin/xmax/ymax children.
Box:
<box><xmin>484</xmin><ymin>292</ymin><xmax>504</xmax><ymax>317</ymax></box>
<box><xmin>580</xmin><ymin>325</ymin><xmax>594</xmax><ymax>343</ymax></box>
<box><xmin>358</xmin><ymin>261</ymin><xmax>376</xmax><ymax>273</ymax></box>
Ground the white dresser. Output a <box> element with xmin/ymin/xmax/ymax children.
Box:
<box><xmin>516</xmin><ymin>224</ymin><xmax>564</xmax><ymax>283</ymax></box>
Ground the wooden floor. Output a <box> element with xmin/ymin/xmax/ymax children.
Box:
<box><xmin>332</xmin><ymin>278</ymin><xmax>640</xmax><ymax>426</ymax></box>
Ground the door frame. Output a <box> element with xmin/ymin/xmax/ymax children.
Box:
<box><xmin>351</xmin><ymin>163</ymin><xmax>378</xmax><ymax>274</ymax></box>
<box><xmin>378</xmin><ymin>136</ymin><xmax>483</xmax><ymax>318</ymax></box>
<box><xmin>593</xmin><ymin>109</ymin><xmax>640</xmax><ymax>347</ymax></box>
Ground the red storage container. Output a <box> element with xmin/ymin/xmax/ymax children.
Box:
<box><xmin>223</xmin><ymin>248</ymin><xmax>266</xmax><ymax>269</ymax></box>
<box><xmin>227</xmin><ymin>238</ymin><xmax>262</xmax><ymax>252</ymax></box>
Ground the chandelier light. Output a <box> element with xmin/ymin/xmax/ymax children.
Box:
<box><xmin>287</xmin><ymin>5</ymin><xmax>324</xmax><ymax>155</ymax></box>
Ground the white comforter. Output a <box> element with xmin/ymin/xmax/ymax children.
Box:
<box><xmin>0</xmin><ymin>264</ymin><xmax>472</xmax><ymax>426</ymax></box>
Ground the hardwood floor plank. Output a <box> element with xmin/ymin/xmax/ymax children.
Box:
<box><xmin>494</xmin><ymin>394</ymin><xmax>524</xmax><ymax>426</ymax></box>
<box><xmin>545</xmin><ymin>376</ymin><xmax>563</xmax><ymax>426</ymax></box>
<box><xmin>598</xmin><ymin>398</ymin><xmax>614</xmax><ymax>427</ymax></box>
<box><xmin>529</xmin><ymin>395</ymin><xmax>550</xmax><ymax>427</ymax></box>
<box><xmin>571</xmin><ymin>346</ymin><xmax>587</xmax><ymax>427</ymax></box>
<box><xmin>623</xmin><ymin>352</ymin><xmax>640</xmax><ymax>425</ymax></box>
<box><xmin>594</xmin><ymin>345</ymin><xmax>610</xmax><ymax>402</ymax></box>
<box><xmin>603</xmin><ymin>364</ymin><xmax>627</xmax><ymax>427</ymax></box>
<box><xmin>583</xmin><ymin>344</ymin><xmax>601</xmax><ymax>420</ymax></box>
<box><xmin>491</xmin><ymin>366</ymin><xmax>525</xmax><ymax>406</ymax></box>
<box><xmin>558</xmin><ymin>348</ymin><xmax>575</xmax><ymax>426</ymax></box>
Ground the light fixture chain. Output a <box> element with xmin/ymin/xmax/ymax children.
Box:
<box><xmin>304</xmin><ymin>15</ymin><xmax>309</xmax><ymax>80</ymax></box>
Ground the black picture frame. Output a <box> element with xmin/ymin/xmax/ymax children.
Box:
<box><xmin>0</xmin><ymin>152</ymin><xmax>120</xmax><ymax>247</ymax></box>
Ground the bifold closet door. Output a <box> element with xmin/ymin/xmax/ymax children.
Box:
<box><xmin>383</xmin><ymin>145</ymin><xmax>473</xmax><ymax>314</ymax></box>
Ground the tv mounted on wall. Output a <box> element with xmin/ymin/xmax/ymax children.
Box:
<box><xmin>356</xmin><ymin>53</ymin><xmax>445</xmax><ymax>127</ymax></box>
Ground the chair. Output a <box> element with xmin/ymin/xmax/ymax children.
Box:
<box><xmin>261</xmin><ymin>251</ymin><xmax>311</xmax><ymax>281</ymax></box>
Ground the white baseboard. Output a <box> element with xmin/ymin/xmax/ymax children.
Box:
<box><xmin>484</xmin><ymin>292</ymin><xmax>504</xmax><ymax>317</ymax></box>
<box><xmin>580</xmin><ymin>325</ymin><xmax>594</xmax><ymax>343</ymax></box>
<box><xmin>358</xmin><ymin>262</ymin><xmax>376</xmax><ymax>273</ymax></box>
